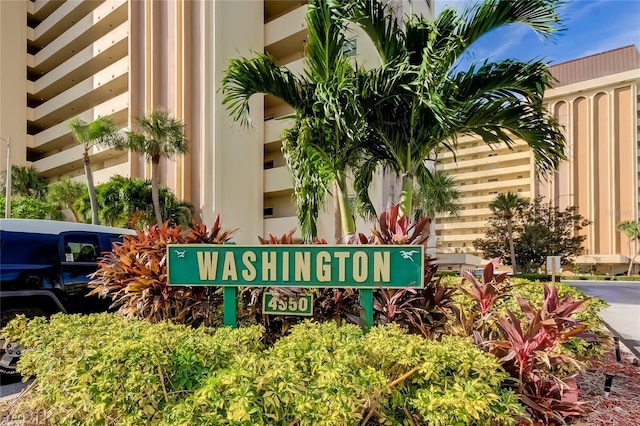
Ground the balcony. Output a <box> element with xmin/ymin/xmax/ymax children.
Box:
<box><xmin>283</xmin><ymin>57</ymin><xmax>304</xmax><ymax>76</ymax></box>
<box><xmin>438</xmin><ymin>220</ymin><xmax>489</xmax><ymax>231</ymax></box>
<box><xmin>28</xmin><ymin>0</ymin><xmax>101</xmax><ymax>49</ymax></box>
<box><xmin>264</xmin><ymin>4</ymin><xmax>308</xmax><ymax>59</ymax></box>
<box><xmin>28</xmin><ymin>57</ymin><xmax>128</xmax><ymax>129</ymax></box>
<box><xmin>29</xmin><ymin>23</ymin><xmax>128</xmax><ymax>101</ymax></box>
<box><xmin>444</xmin><ymin>164</ymin><xmax>531</xmax><ymax>182</ymax></box>
<box><xmin>29</xmin><ymin>93</ymin><xmax>129</xmax><ymax>153</ymax></box>
<box><xmin>28</xmin><ymin>0</ymin><xmax>65</xmax><ymax>22</ymax></box>
<box><xmin>439</xmin><ymin>150</ymin><xmax>530</xmax><ymax>172</ymax></box>
<box><xmin>264</xmin><ymin>166</ymin><xmax>293</xmax><ymax>194</ymax></box>
<box><xmin>264</xmin><ymin>117</ymin><xmax>294</xmax><ymax>144</ymax></box>
<box><xmin>29</xmin><ymin>0</ymin><xmax>127</xmax><ymax>74</ymax></box>
<box><xmin>440</xmin><ymin>233</ymin><xmax>485</xmax><ymax>243</ymax></box>
<box><xmin>34</xmin><ymin>142</ymin><xmax>121</xmax><ymax>177</ymax></box>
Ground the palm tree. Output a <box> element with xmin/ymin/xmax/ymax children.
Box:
<box><xmin>489</xmin><ymin>192</ymin><xmax>529</xmax><ymax>274</ymax></box>
<box><xmin>617</xmin><ymin>220</ymin><xmax>640</xmax><ymax>276</ymax></box>
<box><xmin>342</xmin><ymin>0</ymin><xmax>566</xmax><ymax>219</ymax></box>
<box><xmin>123</xmin><ymin>109</ymin><xmax>188</xmax><ymax>226</ymax></box>
<box><xmin>69</xmin><ymin>116</ymin><xmax>123</xmax><ymax>224</ymax></box>
<box><xmin>222</xmin><ymin>0</ymin><xmax>365</xmax><ymax>240</ymax></box>
<box><xmin>1</xmin><ymin>165</ymin><xmax>49</xmax><ymax>201</ymax></box>
<box><xmin>412</xmin><ymin>169</ymin><xmax>462</xmax><ymax>256</ymax></box>
<box><xmin>413</xmin><ymin>170</ymin><xmax>462</xmax><ymax>221</ymax></box>
<box><xmin>48</xmin><ymin>178</ymin><xmax>86</xmax><ymax>222</ymax></box>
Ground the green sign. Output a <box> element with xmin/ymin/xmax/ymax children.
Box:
<box><xmin>167</xmin><ymin>245</ymin><xmax>424</xmax><ymax>289</ymax></box>
<box><xmin>263</xmin><ymin>293</ymin><xmax>314</xmax><ymax>316</ymax></box>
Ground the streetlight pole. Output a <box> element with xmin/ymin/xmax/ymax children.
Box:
<box><xmin>1</xmin><ymin>136</ymin><xmax>10</xmax><ymax>218</ymax></box>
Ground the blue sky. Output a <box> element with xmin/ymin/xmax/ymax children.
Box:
<box><xmin>434</xmin><ymin>0</ymin><xmax>640</xmax><ymax>66</ymax></box>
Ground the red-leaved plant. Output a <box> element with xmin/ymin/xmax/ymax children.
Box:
<box><xmin>460</xmin><ymin>258</ymin><xmax>509</xmax><ymax>316</ymax></box>
<box><xmin>353</xmin><ymin>203</ymin><xmax>430</xmax><ymax>245</ymax></box>
<box><xmin>488</xmin><ymin>283</ymin><xmax>590</xmax><ymax>424</ymax></box>
<box><xmin>88</xmin><ymin>216</ymin><xmax>236</xmax><ymax>327</ymax></box>
<box><xmin>353</xmin><ymin>203</ymin><xmax>455</xmax><ymax>337</ymax></box>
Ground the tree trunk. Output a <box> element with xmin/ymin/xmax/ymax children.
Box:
<box><xmin>629</xmin><ymin>244</ymin><xmax>639</xmax><ymax>276</ymax></box>
<box><xmin>83</xmin><ymin>146</ymin><xmax>99</xmax><ymax>225</ymax></box>
<box><xmin>399</xmin><ymin>173</ymin><xmax>414</xmax><ymax>218</ymax></box>
<box><xmin>627</xmin><ymin>240</ymin><xmax>633</xmax><ymax>276</ymax></box>
<box><xmin>336</xmin><ymin>177</ymin><xmax>355</xmax><ymax>240</ymax></box>
<box><xmin>151</xmin><ymin>156</ymin><xmax>163</xmax><ymax>226</ymax></box>
<box><xmin>507</xmin><ymin>218</ymin><xmax>517</xmax><ymax>274</ymax></box>
<box><xmin>333</xmin><ymin>182</ymin><xmax>342</xmax><ymax>243</ymax></box>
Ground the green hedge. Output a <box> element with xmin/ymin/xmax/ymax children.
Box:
<box><xmin>563</xmin><ymin>275</ymin><xmax>640</xmax><ymax>282</ymax></box>
<box><xmin>512</xmin><ymin>273</ymin><xmax>552</xmax><ymax>281</ymax></box>
<box><xmin>4</xmin><ymin>314</ymin><xmax>523</xmax><ymax>426</ymax></box>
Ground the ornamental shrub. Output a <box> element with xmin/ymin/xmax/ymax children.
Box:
<box><xmin>3</xmin><ymin>313</ymin><xmax>263</xmax><ymax>426</ymax></box>
<box><xmin>4</xmin><ymin>316</ymin><xmax>522</xmax><ymax>426</ymax></box>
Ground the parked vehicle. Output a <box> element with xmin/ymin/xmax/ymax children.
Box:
<box><xmin>0</xmin><ymin>219</ymin><xmax>135</xmax><ymax>380</ymax></box>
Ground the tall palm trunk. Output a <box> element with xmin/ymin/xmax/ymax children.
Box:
<box><xmin>151</xmin><ymin>155</ymin><xmax>163</xmax><ymax>226</ymax></box>
<box><xmin>336</xmin><ymin>177</ymin><xmax>355</xmax><ymax>240</ymax></box>
<box><xmin>628</xmin><ymin>243</ymin><xmax>639</xmax><ymax>276</ymax></box>
<box><xmin>399</xmin><ymin>173</ymin><xmax>414</xmax><ymax>218</ymax></box>
<box><xmin>506</xmin><ymin>218</ymin><xmax>517</xmax><ymax>274</ymax></box>
<box><xmin>333</xmin><ymin>182</ymin><xmax>342</xmax><ymax>243</ymax></box>
<box><xmin>83</xmin><ymin>146</ymin><xmax>99</xmax><ymax>225</ymax></box>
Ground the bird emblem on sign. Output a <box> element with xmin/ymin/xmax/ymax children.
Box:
<box><xmin>400</xmin><ymin>250</ymin><xmax>419</xmax><ymax>262</ymax></box>
<box><xmin>174</xmin><ymin>250</ymin><xmax>186</xmax><ymax>259</ymax></box>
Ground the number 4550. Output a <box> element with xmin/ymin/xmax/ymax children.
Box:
<box><xmin>263</xmin><ymin>293</ymin><xmax>313</xmax><ymax>316</ymax></box>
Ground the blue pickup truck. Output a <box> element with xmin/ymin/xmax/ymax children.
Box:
<box><xmin>0</xmin><ymin>219</ymin><xmax>135</xmax><ymax>380</ymax></box>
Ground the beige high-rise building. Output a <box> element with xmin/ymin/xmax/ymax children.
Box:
<box><xmin>435</xmin><ymin>45</ymin><xmax>640</xmax><ymax>274</ymax></box>
<box><xmin>0</xmin><ymin>0</ymin><xmax>431</xmax><ymax>244</ymax></box>
<box><xmin>2</xmin><ymin>2</ymin><xmax>637</xmax><ymax>272</ymax></box>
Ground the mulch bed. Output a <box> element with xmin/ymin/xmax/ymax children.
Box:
<box><xmin>569</xmin><ymin>348</ymin><xmax>640</xmax><ymax>426</ymax></box>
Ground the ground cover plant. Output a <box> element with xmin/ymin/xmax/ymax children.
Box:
<box><xmin>2</xmin><ymin>316</ymin><xmax>522</xmax><ymax>426</ymax></box>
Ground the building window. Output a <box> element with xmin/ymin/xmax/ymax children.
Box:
<box><xmin>488</xmin><ymin>178</ymin><xmax>498</xmax><ymax>182</ymax></box>
<box><xmin>517</xmin><ymin>175</ymin><xmax>523</xmax><ymax>179</ymax></box>
<box><xmin>517</xmin><ymin>188</ymin><xmax>523</xmax><ymax>192</ymax></box>
<box><xmin>488</xmin><ymin>153</ymin><xmax>498</xmax><ymax>157</ymax></box>
<box><xmin>342</xmin><ymin>38</ymin><xmax>357</xmax><ymax>56</ymax></box>
<box><xmin>264</xmin><ymin>160</ymin><xmax>274</xmax><ymax>170</ymax></box>
<box><xmin>447</xmin><ymin>243</ymin><xmax>452</xmax><ymax>248</ymax></box>
<box><xmin>263</xmin><ymin>207</ymin><xmax>274</xmax><ymax>217</ymax></box>
<box><xmin>488</xmin><ymin>191</ymin><xmax>498</xmax><ymax>195</ymax></box>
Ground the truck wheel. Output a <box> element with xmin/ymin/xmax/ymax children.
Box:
<box><xmin>0</xmin><ymin>309</ymin><xmax>43</xmax><ymax>383</ymax></box>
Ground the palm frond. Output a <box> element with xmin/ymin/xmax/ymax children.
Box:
<box><xmin>222</xmin><ymin>53</ymin><xmax>309</xmax><ymax>127</ymax></box>
<box><xmin>332</xmin><ymin>0</ymin><xmax>405</xmax><ymax>64</ymax></box>
<box><xmin>459</xmin><ymin>0</ymin><xmax>564</xmax><ymax>50</ymax></box>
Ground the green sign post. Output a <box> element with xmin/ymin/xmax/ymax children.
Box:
<box><xmin>167</xmin><ymin>245</ymin><xmax>424</xmax><ymax>328</ymax></box>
